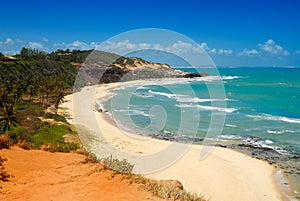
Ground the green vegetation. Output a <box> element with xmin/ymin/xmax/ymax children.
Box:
<box><xmin>0</xmin><ymin>47</ymin><xmax>83</xmax><ymax>152</ymax></box>
<box><xmin>31</xmin><ymin>123</ymin><xmax>76</xmax><ymax>148</ymax></box>
<box><xmin>43</xmin><ymin>113</ymin><xmax>68</xmax><ymax>123</ymax></box>
<box><xmin>0</xmin><ymin>101</ymin><xmax>18</xmax><ymax>132</ymax></box>
<box><xmin>0</xmin><ymin>47</ymin><xmax>125</xmax><ymax>151</ymax></box>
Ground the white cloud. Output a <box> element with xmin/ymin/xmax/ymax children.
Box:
<box><xmin>28</xmin><ymin>42</ymin><xmax>44</xmax><ymax>49</ymax></box>
<box><xmin>52</xmin><ymin>40</ymin><xmax>233</xmax><ymax>57</ymax></box>
<box><xmin>97</xmin><ymin>40</ymin><xmax>205</xmax><ymax>56</ymax></box>
<box><xmin>0</xmin><ymin>38</ymin><xmax>14</xmax><ymax>46</ymax></box>
<box><xmin>5</xmin><ymin>38</ymin><xmax>14</xmax><ymax>45</ymax></box>
<box><xmin>218</xmin><ymin>49</ymin><xmax>233</xmax><ymax>55</ymax></box>
<box><xmin>16</xmin><ymin>38</ymin><xmax>24</xmax><ymax>43</ymax></box>
<box><xmin>259</xmin><ymin>39</ymin><xmax>289</xmax><ymax>56</ymax></box>
<box><xmin>42</xmin><ymin>37</ymin><xmax>49</xmax><ymax>42</ymax></box>
<box><xmin>54</xmin><ymin>40</ymin><xmax>94</xmax><ymax>50</ymax></box>
<box><xmin>295</xmin><ymin>50</ymin><xmax>300</xmax><ymax>55</ymax></box>
<box><xmin>237</xmin><ymin>49</ymin><xmax>259</xmax><ymax>56</ymax></box>
<box><xmin>199</xmin><ymin>42</ymin><xmax>233</xmax><ymax>55</ymax></box>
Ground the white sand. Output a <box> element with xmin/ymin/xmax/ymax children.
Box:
<box><xmin>59</xmin><ymin>81</ymin><xmax>283</xmax><ymax>201</ymax></box>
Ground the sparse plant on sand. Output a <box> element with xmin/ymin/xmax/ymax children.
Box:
<box><xmin>101</xmin><ymin>155</ymin><xmax>134</xmax><ymax>174</ymax></box>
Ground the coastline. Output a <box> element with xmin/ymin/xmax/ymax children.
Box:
<box><xmin>60</xmin><ymin>79</ymin><xmax>284</xmax><ymax>201</ymax></box>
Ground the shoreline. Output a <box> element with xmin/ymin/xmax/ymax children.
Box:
<box><xmin>60</xmin><ymin>79</ymin><xmax>285</xmax><ymax>201</ymax></box>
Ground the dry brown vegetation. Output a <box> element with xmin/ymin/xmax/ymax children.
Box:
<box><xmin>0</xmin><ymin>155</ymin><xmax>10</xmax><ymax>182</ymax></box>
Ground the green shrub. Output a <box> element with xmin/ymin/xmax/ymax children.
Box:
<box><xmin>43</xmin><ymin>113</ymin><xmax>68</xmax><ymax>123</ymax></box>
<box><xmin>7</xmin><ymin>127</ymin><xmax>28</xmax><ymax>143</ymax></box>
<box><xmin>17</xmin><ymin>104</ymin><xmax>43</xmax><ymax>116</ymax></box>
<box><xmin>31</xmin><ymin>123</ymin><xmax>78</xmax><ymax>152</ymax></box>
<box><xmin>41</xmin><ymin>142</ymin><xmax>80</xmax><ymax>152</ymax></box>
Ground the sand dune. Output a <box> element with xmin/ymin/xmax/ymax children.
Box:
<box><xmin>0</xmin><ymin>147</ymin><xmax>164</xmax><ymax>201</ymax></box>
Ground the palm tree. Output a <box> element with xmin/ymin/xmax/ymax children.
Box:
<box><xmin>0</xmin><ymin>101</ymin><xmax>18</xmax><ymax>132</ymax></box>
<box><xmin>53</xmin><ymin>89</ymin><xmax>65</xmax><ymax>115</ymax></box>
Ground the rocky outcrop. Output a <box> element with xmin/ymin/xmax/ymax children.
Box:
<box><xmin>75</xmin><ymin>56</ymin><xmax>208</xmax><ymax>86</ymax></box>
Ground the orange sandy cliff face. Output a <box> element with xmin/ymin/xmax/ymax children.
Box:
<box><xmin>0</xmin><ymin>147</ymin><xmax>164</xmax><ymax>201</ymax></box>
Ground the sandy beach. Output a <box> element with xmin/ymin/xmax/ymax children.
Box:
<box><xmin>60</xmin><ymin>80</ymin><xmax>284</xmax><ymax>201</ymax></box>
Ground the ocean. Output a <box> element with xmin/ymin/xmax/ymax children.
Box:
<box><xmin>102</xmin><ymin>67</ymin><xmax>300</xmax><ymax>198</ymax></box>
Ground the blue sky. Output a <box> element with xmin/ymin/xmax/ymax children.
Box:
<box><xmin>0</xmin><ymin>0</ymin><xmax>299</xmax><ymax>67</ymax></box>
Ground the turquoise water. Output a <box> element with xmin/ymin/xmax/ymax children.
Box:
<box><xmin>103</xmin><ymin>67</ymin><xmax>300</xmax><ymax>155</ymax></box>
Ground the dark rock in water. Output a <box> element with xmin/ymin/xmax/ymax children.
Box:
<box><xmin>217</xmin><ymin>144</ymin><xmax>227</xmax><ymax>148</ymax></box>
<box><xmin>159</xmin><ymin>179</ymin><xmax>184</xmax><ymax>190</ymax></box>
<box><xmin>183</xmin><ymin>72</ymin><xmax>203</xmax><ymax>78</ymax></box>
<box><xmin>291</xmin><ymin>155</ymin><xmax>300</xmax><ymax>159</ymax></box>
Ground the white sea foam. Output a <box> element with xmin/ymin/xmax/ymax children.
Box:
<box><xmin>176</xmin><ymin>97</ymin><xmax>229</xmax><ymax>103</ymax></box>
<box><xmin>242</xmin><ymin>138</ymin><xmax>288</xmax><ymax>154</ymax></box>
<box><xmin>219</xmin><ymin>135</ymin><xmax>242</xmax><ymax>140</ymax></box>
<box><xmin>148</xmin><ymin>90</ymin><xmax>187</xmax><ymax>99</ymax></box>
<box><xmin>221</xmin><ymin>76</ymin><xmax>244</xmax><ymax>80</ymax></box>
<box><xmin>225</xmin><ymin>124</ymin><xmax>238</xmax><ymax>128</ymax></box>
<box><xmin>246</xmin><ymin>113</ymin><xmax>300</xmax><ymax>124</ymax></box>
<box><xmin>265</xmin><ymin>139</ymin><xmax>273</xmax><ymax>144</ymax></box>
<box><xmin>267</xmin><ymin>130</ymin><xmax>283</xmax><ymax>134</ymax></box>
<box><xmin>284</xmin><ymin>130</ymin><xmax>296</xmax><ymax>133</ymax></box>
<box><xmin>137</xmin><ymin>86</ymin><xmax>150</xmax><ymax>90</ymax></box>
<box><xmin>198</xmin><ymin>105</ymin><xmax>237</xmax><ymax>113</ymax></box>
<box><xmin>114</xmin><ymin>109</ymin><xmax>152</xmax><ymax>117</ymax></box>
<box><xmin>267</xmin><ymin>129</ymin><xmax>297</xmax><ymax>134</ymax></box>
<box><xmin>175</xmin><ymin>104</ymin><xmax>237</xmax><ymax>113</ymax></box>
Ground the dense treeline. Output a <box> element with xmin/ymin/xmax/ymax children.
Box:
<box><xmin>0</xmin><ymin>47</ymin><xmax>83</xmax><ymax>151</ymax></box>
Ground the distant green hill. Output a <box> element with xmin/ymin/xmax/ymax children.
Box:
<box><xmin>47</xmin><ymin>49</ymin><xmax>120</xmax><ymax>64</ymax></box>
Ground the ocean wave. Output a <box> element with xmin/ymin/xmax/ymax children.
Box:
<box><xmin>176</xmin><ymin>97</ymin><xmax>229</xmax><ymax>103</ymax></box>
<box><xmin>113</xmin><ymin>109</ymin><xmax>152</xmax><ymax>117</ymax></box>
<box><xmin>225</xmin><ymin>124</ymin><xmax>238</xmax><ymax>128</ymax></box>
<box><xmin>246</xmin><ymin>113</ymin><xmax>300</xmax><ymax>124</ymax></box>
<box><xmin>267</xmin><ymin>129</ymin><xmax>296</xmax><ymax>134</ymax></box>
<box><xmin>148</xmin><ymin>90</ymin><xmax>187</xmax><ymax>99</ymax></box>
<box><xmin>242</xmin><ymin>138</ymin><xmax>288</xmax><ymax>154</ymax></box>
<box><xmin>198</xmin><ymin>105</ymin><xmax>237</xmax><ymax>113</ymax></box>
<box><xmin>219</xmin><ymin>135</ymin><xmax>242</xmax><ymax>140</ymax></box>
<box><xmin>137</xmin><ymin>86</ymin><xmax>150</xmax><ymax>90</ymax></box>
<box><xmin>132</xmin><ymin>92</ymin><xmax>155</xmax><ymax>98</ymax></box>
<box><xmin>221</xmin><ymin>76</ymin><xmax>244</xmax><ymax>80</ymax></box>
<box><xmin>267</xmin><ymin>130</ymin><xmax>283</xmax><ymax>134</ymax></box>
<box><xmin>175</xmin><ymin>104</ymin><xmax>237</xmax><ymax>113</ymax></box>
<box><xmin>147</xmin><ymin>90</ymin><xmax>231</xmax><ymax>104</ymax></box>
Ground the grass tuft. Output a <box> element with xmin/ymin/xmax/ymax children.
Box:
<box><xmin>141</xmin><ymin>180</ymin><xmax>207</xmax><ymax>201</ymax></box>
<box><xmin>101</xmin><ymin>155</ymin><xmax>134</xmax><ymax>174</ymax></box>
<box><xmin>31</xmin><ymin>122</ymin><xmax>80</xmax><ymax>152</ymax></box>
<box><xmin>43</xmin><ymin>113</ymin><xmax>68</xmax><ymax>123</ymax></box>
<box><xmin>0</xmin><ymin>135</ymin><xmax>10</xmax><ymax>149</ymax></box>
<box><xmin>17</xmin><ymin>141</ymin><xmax>31</xmax><ymax>150</ymax></box>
